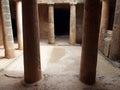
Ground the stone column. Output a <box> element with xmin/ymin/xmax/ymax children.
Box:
<box><xmin>16</xmin><ymin>0</ymin><xmax>23</xmax><ymax>50</ymax></box>
<box><xmin>69</xmin><ymin>2</ymin><xmax>76</xmax><ymax>45</ymax></box>
<box><xmin>80</xmin><ymin>0</ymin><xmax>100</xmax><ymax>85</ymax></box>
<box><xmin>0</xmin><ymin>0</ymin><xmax>15</xmax><ymax>58</ymax></box>
<box><xmin>22</xmin><ymin>0</ymin><xmax>42</xmax><ymax>84</ymax></box>
<box><xmin>48</xmin><ymin>3</ymin><xmax>55</xmax><ymax>44</ymax></box>
<box><xmin>99</xmin><ymin>0</ymin><xmax>109</xmax><ymax>52</ymax></box>
<box><xmin>109</xmin><ymin>0</ymin><xmax>120</xmax><ymax>62</ymax></box>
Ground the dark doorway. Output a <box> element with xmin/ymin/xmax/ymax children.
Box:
<box><xmin>54</xmin><ymin>8</ymin><xmax>70</xmax><ymax>36</ymax></box>
<box><xmin>11</xmin><ymin>18</ymin><xmax>17</xmax><ymax>38</ymax></box>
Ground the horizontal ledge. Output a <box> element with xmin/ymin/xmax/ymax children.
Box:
<box><xmin>38</xmin><ymin>2</ymin><xmax>84</xmax><ymax>5</ymax></box>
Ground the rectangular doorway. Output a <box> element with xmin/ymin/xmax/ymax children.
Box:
<box><xmin>54</xmin><ymin>8</ymin><xmax>70</xmax><ymax>36</ymax></box>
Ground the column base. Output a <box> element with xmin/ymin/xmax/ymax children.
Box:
<box><xmin>18</xmin><ymin>45</ymin><xmax>23</xmax><ymax>50</ymax></box>
<box><xmin>22</xmin><ymin>76</ymin><xmax>43</xmax><ymax>87</ymax></box>
<box><xmin>69</xmin><ymin>41</ymin><xmax>76</xmax><ymax>45</ymax></box>
<box><xmin>48</xmin><ymin>39</ymin><xmax>55</xmax><ymax>44</ymax></box>
<box><xmin>79</xmin><ymin>76</ymin><xmax>95</xmax><ymax>85</ymax></box>
<box><xmin>5</xmin><ymin>49</ymin><xmax>15</xmax><ymax>59</ymax></box>
<box><xmin>48</xmin><ymin>42</ymin><xmax>55</xmax><ymax>44</ymax></box>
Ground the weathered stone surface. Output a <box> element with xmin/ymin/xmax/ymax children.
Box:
<box><xmin>69</xmin><ymin>3</ymin><xmax>76</xmax><ymax>45</ymax></box>
<box><xmin>1</xmin><ymin>45</ymin><xmax>120</xmax><ymax>90</ymax></box>
<box><xmin>0</xmin><ymin>8</ymin><xmax>3</xmax><ymax>46</ymax></box>
<box><xmin>38</xmin><ymin>5</ymin><xmax>48</xmax><ymax>39</ymax></box>
<box><xmin>37</xmin><ymin>0</ymin><xmax>84</xmax><ymax>4</ymax></box>
<box><xmin>0</xmin><ymin>0</ymin><xmax>15</xmax><ymax>58</ymax></box>
<box><xmin>22</xmin><ymin>0</ymin><xmax>42</xmax><ymax>83</ymax></box>
<box><xmin>76</xmin><ymin>4</ymin><xmax>83</xmax><ymax>44</ymax></box>
<box><xmin>0</xmin><ymin>27</ymin><xmax>3</xmax><ymax>46</ymax></box>
<box><xmin>80</xmin><ymin>0</ymin><xmax>100</xmax><ymax>85</ymax></box>
<box><xmin>16</xmin><ymin>0</ymin><xmax>23</xmax><ymax>50</ymax></box>
<box><xmin>101</xmin><ymin>30</ymin><xmax>112</xmax><ymax>57</ymax></box>
<box><xmin>109</xmin><ymin>0</ymin><xmax>120</xmax><ymax>62</ymax></box>
<box><xmin>104</xmin><ymin>37</ymin><xmax>111</xmax><ymax>57</ymax></box>
<box><xmin>48</xmin><ymin>4</ymin><xmax>55</xmax><ymax>44</ymax></box>
<box><xmin>99</xmin><ymin>0</ymin><xmax>109</xmax><ymax>52</ymax></box>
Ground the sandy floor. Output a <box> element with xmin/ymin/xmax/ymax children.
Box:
<box><xmin>0</xmin><ymin>41</ymin><xmax>120</xmax><ymax>90</ymax></box>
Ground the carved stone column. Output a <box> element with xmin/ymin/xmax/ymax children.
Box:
<box><xmin>16</xmin><ymin>0</ymin><xmax>23</xmax><ymax>50</ymax></box>
<box><xmin>0</xmin><ymin>0</ymin><xmax>15</xmax><ymax>58</ymax></box>
<box><xmin>22</xmin><ymin>0</ymin><xmax>42</xmax><ymax>84</ymax></box>
<box><xmin>69</xmin><ymin>2</ymin><xmax>77</xmax><ymax>45</ymax></box>
<box><xmin>99</xmin><ymin>0</ymin><xmax>109</xmax><ymax>52</ymax></box>
<box><xmin>48</xmin><ymin>3</ymin><xmax>55</xmax><ymax>44</ymax></box>
<box><xmin>80</xmin><ymin>0</ymin><xmax>100</xmax><ymax>85</ymax></box>
<box><xmin>109</xmin><ymin>0</ymin><xmax>120</xmax><ymax>62</ymax></box>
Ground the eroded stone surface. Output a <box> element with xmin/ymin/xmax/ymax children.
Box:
<box><xmin>0</xmin><ymin>45</ymin><xmax>120</xmax><ymax>90</ymax></box>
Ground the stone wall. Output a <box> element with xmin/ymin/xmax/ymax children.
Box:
<box><xmin>0</xmin><ymin>4</ymin><xmax>3</xmax><ymax>46</ymax></box>
<box><xmin>38</xmin><ymin>4</ymin><xmax>49</xmax><ymax>39</ymax></box>
<box><xmin>0</xmin><ymin>18</ymin><xmax>3</xmax><ymax>46</ymax></box>
<box><xmin>76</xmin><ymin>3</ymin><xmax>83</xmax><ymax>43</ymax></box>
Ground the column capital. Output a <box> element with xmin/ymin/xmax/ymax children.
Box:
<box><xmin>102</xmin><ymin>0</ymin><xmax>109</xmax><ymax>2</ymax></box>
<box><xmin>47</xmin><ymin>2</ymin><xmax>54</xmax><ymax>5</ymax></box>
<box><xmin>70</xmin><ymin>2</ymin><xmax>77</xmax><ymax>5</ymax></box>
<box><xmin>12</xmin><ymin>0</ymin><xmax>22</xmax><ymax>2</ymax></box>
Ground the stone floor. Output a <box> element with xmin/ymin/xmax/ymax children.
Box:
<box><xmin>0</xmin><ymin>39</ymin><xmax>120</xmax><ymax>90</ymax></box>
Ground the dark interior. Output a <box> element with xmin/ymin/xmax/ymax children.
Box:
<box><xmin>54</xmin><ymin>8</ymin><xmax>70</xmax><ymax>36</ymax></box>
<box><xmin>11</xmin><ymin>18</ymin><xmax>17</xmax><ymax>38</ymax></box>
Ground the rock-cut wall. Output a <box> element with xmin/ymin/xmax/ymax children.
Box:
<box><xmin>0</xmin><ymin>4</ymin><xmax>3</xmax><ymax>46</ymax></box>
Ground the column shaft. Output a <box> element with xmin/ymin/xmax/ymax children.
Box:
<box><xmin>0</xmin><ymin>0</ymin><xmax>15</xmax><ymax>58</ymax></box>
<box><xmin>109</xmin><ymin>0</ymin><xmax>120</xmax><ymax>62</ymax></box>
<box><xmin>22</xmin><ymin>0</ymin><xmax>41</xmax><ymax>84</ymax></box>
<box><xmin>80</xmin><ymin>0</ymin><xmax>100</xmax><ymax>85</ymax></box>
<box><xmin>48</xmin><ymin>4</ymin><xmax>55</xmax><ymax>44</ymax></box>
<box><xmin>99</xmin><ymin>0</ymin><xmax>109</xmax><ymax>52</ymax></box>
<box><xmin>70</xmin><ymin>3</ymin><xmax>76</xmax><ymax>45</ymax></box>
<box><xmin>16</xmin><ymin>0</ymin><xmax>23</xmax><ymax>50</ymax></box>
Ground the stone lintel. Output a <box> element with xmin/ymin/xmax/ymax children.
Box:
<box><xmin>46</xmin><ymin>2</ymin><xmax>78</xmax><ymax>5</ymax></box>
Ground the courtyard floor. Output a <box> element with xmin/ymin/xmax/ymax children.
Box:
<box><xmin>0</xmin><ymin>38</ymin><xmax>120</xmax><ymax>90</ymax></box>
